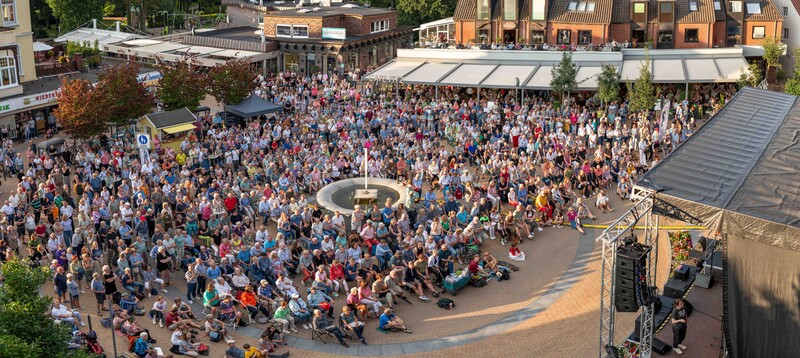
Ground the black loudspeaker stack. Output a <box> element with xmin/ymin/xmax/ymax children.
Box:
<box><xmin>614</xmin><ymin>245</ymin><xmax>651</xmax><ymax>312</ymax></box>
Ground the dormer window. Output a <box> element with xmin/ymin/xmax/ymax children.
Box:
<box><xmin>746</xmin><ymin>2</ymin><xmax>762</xmax><ymax>14</ymax></box>
<box><xmin>503</xmin><ymin>0</ymin><xmax>517</xmax><ymax>20</ymax></box>
<box><xmin>689</xmin><ymin>0</ymin><xmax>698</xmax><ymax>11</ymax></box>
<box><xmin>569</xmin><ymin>1</ymin><xmax>595</xmax><ymax>12</ymax></box>
<box><xmin>714</xmin><ymin>0</ymin><xmax>721</xmax><ymax>10</ymax></box>
<box><xmin>477</xmin><ymin>0</ymin><xmax>490</xmax><ymax>20</ymax></box>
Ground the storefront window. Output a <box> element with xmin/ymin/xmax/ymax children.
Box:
<box><xmin>557</xmin><ymin>30</ymin><xmax>571</xmax><ymax>45</ymax></box>
<box><xmin>0</xmin><ymin>56</ymin><xmax>17</xmax><ymax>89</ymax></box>
<box><xmin>530</xmin><ymin>30</ymin><xmax>545</xmax><ymax>44</ymax></box>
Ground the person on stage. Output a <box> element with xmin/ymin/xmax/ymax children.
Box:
<box><xmin>671</xmin><ymin>298</ymin><xmax>688</xmax><ymax>354</ymax></box>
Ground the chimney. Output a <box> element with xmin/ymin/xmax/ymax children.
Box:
<box><xmin>93</xmin><ymin>19</ymin><xmax>97</xmax><ymax>29</ymax></box>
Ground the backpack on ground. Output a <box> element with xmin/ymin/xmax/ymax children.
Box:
<box><xmin>436</xmin><ymin>298</ymin><xmax>455</xmax><ymax>310</ymax></box>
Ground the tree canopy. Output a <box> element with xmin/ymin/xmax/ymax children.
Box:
<box><xmin>626</xmin><ymin>54</ymin><xmax>656</xmax><ymax>113</ymax></box>
<box><xmin>597</xmin><ymin>64</ymin><xmax>620</xmax><ymax>106</ymax></box>
<box><xmin>785</xmin><ymin>48</ymin><xmax>800</xmax><ymax>96</ymax></box>
<box><xmin>54</xmin><ymin>77</ymin><xmax>105</xmax><ymax>139</ymax></box>
<box><xmin>0</xmin><ymin>259</ymin><xmax>93</xmax><ymax>358</ymax></box>
<box><xmin>158</xmin><ymin>57</ymin><xmax>208</xmax><ymax>111</ymax></box>
<box><xmin>550</xmin><ymin>52</ymin><xmax>577</xmax><ymax>104</ymax></box>
<box><xmin>96</xmin><ymin>60</ymin><xmax>154</xmax><ymax>126</ymax></box>
<box><xmin>208</xmin><ymin>59</ymin><xmax>258</xmax><ymax>105</ymax></box>
<box><xmin>44</xmin><ymin>0</ymin><xmax>104</xmax><ymax>33</ymax></box>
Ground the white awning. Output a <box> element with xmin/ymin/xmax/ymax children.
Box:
<box><xmin>620</xmin><ymin>59</ymin><xmax>651</xmax><ymax>82</ymax></box>
<box><xmin>33</xmin><ymin>42</ymin><xmax>53</xmax><ymax>52</ymax></box>
<box><xmin>576</xmin><ymin>65</ymin><xmax>604</xmax><ymax>90</ymax></box>
<box><xmin>439</xmin><ymin>64</ymin><xmax>497</xmax><ymax>86</ymax></box>
<box><xmin>480</xmin><ymin>65</ymin><xmax>537</xmax><ymax>88</ymax></box>
<box><xmin>685</xmin><ymin>59</ymin><xmax>721</xmax><ymax>82</ymax></box>
<box><xmin>136</xmin><ymin>42</ymin><xmax>191</xmax><ymax>54</ymax></box>
<box><xmin>364</xmin><ymin>60</ymin><xmax>424</xmax><ymax>80</ymax></box>
<box><xmin>175</xmin><ymin>46</ymin><xmax>224</xmax><ymax>56</ymax></box>
<box><xmin>402</xmin><ymin>63</ymin><xmax>459</xmax><ymax>84</ymax></box>
<box><xmin>653</xmin><ymin>59</ymin><xmax>685</xmax><ymax>82</ymax></box>
<box><xmin>523</xmin><ymin>65</ymin><xmax>553</xmax><ymax>89</ymax></box>
<box><xmin>209</xmin><ymin>49</ymin><xmax>263</xmax><ymax>59</ymax></box>
<box><xmin>715</xmin><ymin>58</ymin><xmax>748</xmax><ymax>81</ymax></box>
<box><xmin>54</xmin><ymin>27</ymin><xmax>144</xmax><ymax>46</ymax></box>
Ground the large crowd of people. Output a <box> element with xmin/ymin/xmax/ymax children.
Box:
<box><xmin>0</xmin><ymin>66</ymin><xmax>738</xmax><ymax>357</ymax></box>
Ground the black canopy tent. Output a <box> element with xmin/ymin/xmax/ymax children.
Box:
<box><xmin>223</xmin><ymin>94</ymin><xmax>283</xmax><ymax>126</ymax></box>
<box><xmin>636</xmin><ymin>87</ymin><xmax>800</xmax><ymax>358</ymax></box>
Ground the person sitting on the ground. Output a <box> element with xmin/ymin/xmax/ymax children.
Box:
<box><xmin>311</xmin><ymin>309</ymin><xmax>349</xmax><ymax>348</ymax></box>
<box><xmin>165</xmin><ymin>306</ymin><xmax>202</xmax><ymax>331</ymax></box>
<box><xmin>205</xmin><ymin>314</ymin><xmax>230</xmax><ymax>342</ymax></box>
<box><xmin>378</xmin><ymin>308</ymin><xmax>412</xmax><ymax>333</ymax></box>
<box><xmin>467</xmin><ymin>254</ymin><xmax>489</xmax><ymax>279</ymax></box>
<box><xmin>170</xmin><ymin>329</ymin><xmax>200</xmax><ymax>357</ymax></box>
<box><xmin>133</xmin><ymin>332</ymin><xmax>151</xmax><ymax>358</ymax></box>
<box><xmin>51</xmin><ymin>301</ymin><xmax>86</xmax><ymax>327</ymax></box>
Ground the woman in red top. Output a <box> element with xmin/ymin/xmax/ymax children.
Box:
<box><xmin>329</xmin><ymin>260</ymin><xmax>348</xmax><ymax>297</ymax></box>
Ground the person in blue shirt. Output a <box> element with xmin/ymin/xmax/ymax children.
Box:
<box><xmin>378</xmin><ymin>308</ymin><xmax>411</xmax><ymax>333</ymax></box>
<box><xmin>381</xmin><ymin>203</ymin><xmax>393</xmax><ymax>225</ymax></box>
<box><xmin>206</xmin><ymin>261</ymin><xmax>222</xmax><ymax>281</ymax></box>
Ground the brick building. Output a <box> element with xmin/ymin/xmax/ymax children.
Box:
<box><xmin>253</xmin><ymin>3</ymin><xmax>413</xmax><ymax>74</ymax></box>
<box><xmin>452</xmin><ymin>0</ymin><xmax>783</xmax><ymax>49</ymax></box>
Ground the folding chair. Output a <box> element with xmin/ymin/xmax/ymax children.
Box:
<box><xmin>338</xmin><ymin>316</ymin><xmax>356</xmax><ymax>341</ymax></box>
<box><xmin>310</xmin><ymin>321</ymin><xmax>333</xmax><ymax>344</ymax></box>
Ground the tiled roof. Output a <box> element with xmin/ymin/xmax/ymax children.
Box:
<box><xmin>746</xmin><ymin>0</ymin><xmax>784</xmax><ymax>21</ymax></box>
<box><xmin>611</xmin><ymin>0</ymin><xmax>629</xmax><ymax>23</ymax></box>
<box><xmin>454</xmin><ymin>0</ymin><xmax>477</xmax><ymax>20</ymax></box>
<box><xmin>677</xmin><ymin>0</ymin><xmax>717</xmax><ymax>23</ymax></box>
<box><xmin>492</xmin><ymin>0</ymin><xmax>503</xmax><ymax>20</ymax></box>
<box><xmin>793</xmin><ymin>0</ymin><xmax>800</xmax><ymax>16</ymax></box>
<box><xmin>549</xmin><ymin>0</ymin><xmax>613</xmax><ymax>23</ymax></box>
<box><xmin>715</xmin><ymin>0</ymin><xmax>727</xmax><ymax>21</ymax></box>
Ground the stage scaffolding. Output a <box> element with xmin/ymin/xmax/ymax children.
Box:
<box><xmin>597</xmin><ymin>190</ymin><xmax>659</xmax><ymax>358</ymax></box>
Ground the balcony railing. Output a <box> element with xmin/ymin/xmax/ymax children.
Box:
<box><xmin>35</xmin><ymin>61</ymin><xmax>79</xmax><ymax>78</ymax></box>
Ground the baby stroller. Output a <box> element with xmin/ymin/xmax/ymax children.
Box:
<box><xmin>67</xmin><ymin>330</ymin><xmax>105</xmax><ymax>357</ymax></box>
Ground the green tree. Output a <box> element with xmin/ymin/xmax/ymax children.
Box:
<box><xmin>0</xmin><ymin>259</ymin><xmax>93</xmax><ymax>358</ymax></box>
<box><xmin>158</xmin><ymin>57</ymin><xmax>208</xmax><ymax>111</ymax></box>
<box><xmin>96</xmin><ymin>60</ymin><xmax>154</xmax><ymax>126</ymax></box>
<box><xmin>208</xmin><ymin>59</ymin><xmax>258</xmax><ymax>105</ymax></box>
<box><xmin>596</xmin><ymin>64</ymin><xmax>620</xmax><ymax>107</ymax></box>
<box><xmin>45</xmin><ymin>0</ymin><xmax>105</xmax><ymax>33</ymax></box>
<box><xmin>550</xmin><ymin>52</ymin><xmax>577</xmax><ymax>107</ymax></box>
<box><xmin>784</xmin><ymin>48</ymin><xmax>800</xmax><ymax>95</ymax></box>
<box><xmin>761</xmin><ymin>36</ymin><xmax>784</xmax><ymax>84</ymax></box>
<box><xmin>626</xmin><ymin>53</ymin><xmax>655</xmax><ymax>113</ymax></box>
<box><xmin>395</xmin><ymin>0</ymin><xmax>457</xmax><ymax>26</ymax></box>
<box><xmin>738</xmin><ymin>62</ymin><xmax>764</xmax><ymax>88</ymax></box>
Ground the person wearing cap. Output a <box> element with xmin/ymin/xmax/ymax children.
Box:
<box><xmin>225</xmin><ymin>339</ymin><xmax>246</xmax><ymax>358</ymax></box>
<box><xmin>312</xmin><ymin>309</ymin><xmax>349</xmax><ymax>348</ymax></box>
<box><xmin>288</xmin><ymin>293</ymin><xmax>312</xmax><ymax>329</ymax></box>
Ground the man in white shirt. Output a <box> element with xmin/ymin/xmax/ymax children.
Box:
<box><xmin>51</xmin><ymin>303</ymin><xmax>86</xmax><ymax>326</ymax></box>
<box><xmin>214</xmin><ymin>277</ymin><xmax>233</xmax><ymax>298</ymax></box>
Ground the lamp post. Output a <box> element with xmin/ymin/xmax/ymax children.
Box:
<box><xmin>364</xmin><ymin>141</ymin><xmax>371</xmax><ymax>189</ymax></box>
<box><xmin>515</xmin><ymin>77</ymin><xmax>520</xmax><ymax>105</ymax></box>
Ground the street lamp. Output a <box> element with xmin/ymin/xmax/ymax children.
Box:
<box><xmin>515</xmin><ymin>77</ymin><xmax>520</xmax><ymax>105</ymax></box>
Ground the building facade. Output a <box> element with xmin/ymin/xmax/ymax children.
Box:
<box><xmin>773</xmin><ymin>0</ymin><xmax>797</xmax><ymax>70</ymax></box>
<box><xmin>453</xmin><ymin>0</ymin><xmax>783</xmax><ymax>49</ymax></box>
<box><xmin>0</xmin><ymin>0</ymin><xmax>36</xmax><ymax>99</ymax></box>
